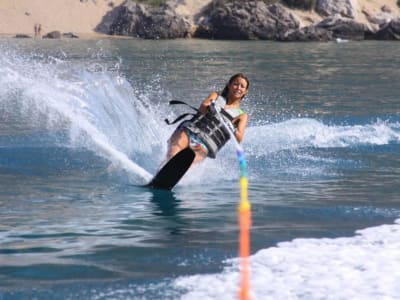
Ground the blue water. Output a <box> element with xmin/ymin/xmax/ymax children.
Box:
<box><xmin>0</xmin><ymin>38</ymin><xmax>399</xmax><ymax>299</ymax></box>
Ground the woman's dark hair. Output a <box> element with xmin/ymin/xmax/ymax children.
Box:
<box><xmin>221</xmin><ymin>73</ymin><xmax>249</xmax><ymax>99</ymax></box>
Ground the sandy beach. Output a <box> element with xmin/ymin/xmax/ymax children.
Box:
<box><xmin>0</xmin><ymin>0</ymin><xmax>125</xmax><ymax>37</ymax></box>
<box><xmin>0</xmin><ymin>0</ymin><xmax>212</xmax><ymax>38</ymax></box>
<box><xmin>0</xmin><ymin>0</ymin><xmax>398</xmax><ymax>38</ymax></box>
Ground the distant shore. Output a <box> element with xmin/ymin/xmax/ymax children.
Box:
<box><xmin>1</xmin><ymin>0</ymin><xmax>399</xmax><ymax>41</ymax></box>
<box><xmin>0</xmin><ymin>0</ymin><xmax>206</xmax><ymax>38</ymax></box>
<box><xmin>0</xmin><ymin>32</ymin><xmax>135</xmax><ymax>40</ymax></box>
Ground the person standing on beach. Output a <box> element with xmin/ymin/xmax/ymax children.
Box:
<box><xmin>38</xmin><ymin>24</ymin><xmax>42</xmax><ymax>38</ymax></box>
<box><xmin>34</xmin><ymin>23</ymin><xmax>42</xmax><ymax>38</ymax></box>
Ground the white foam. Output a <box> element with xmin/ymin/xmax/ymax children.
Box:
<box><xmin>244</xmin><ymin>118</ymin><xmax>400</xmax><ymax>156</ymax></box>
<box><xmin>175</xmin><ymin>219</ymin><xmax>400</xmax><ymax>299</ymax></box>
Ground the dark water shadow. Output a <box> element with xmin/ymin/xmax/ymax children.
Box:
<box><xmin>138</xmin><ymin>187</ymin><xmax>189</xmax><ymax>236</ymax></box>
<box><xmin>148</xmin><ymin>188</ymin><xmax>182</xmax><ymax>217</ymax></box>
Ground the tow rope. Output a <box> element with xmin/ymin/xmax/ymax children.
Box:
<box><xmin>212</xmin><ymin>101</ymin><xmax>251</xmax><ymax>299</ymax></box>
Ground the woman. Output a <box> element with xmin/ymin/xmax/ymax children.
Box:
<box><xmin>166</xmin><ymin>73</ymin><xmax>249</xmax><ymax>163</ymax></box>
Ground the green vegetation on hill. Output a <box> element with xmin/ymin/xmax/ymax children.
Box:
<box><xmin>136</xmin><ymin>0</ymin><xmax>165</xmax><ymax>6</ymax></box>
<box><xmin>281</xmin><ymin>0</ymin><xmax>316</xmax><ymax>10</ymax></box>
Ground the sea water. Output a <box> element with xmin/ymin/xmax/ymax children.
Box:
<box><xmin>0</xmin><ymin>38</ymin><xmax>399</xmax><ymax>299</ymax></box>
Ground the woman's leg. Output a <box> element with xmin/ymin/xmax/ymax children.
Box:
<box><xmin>191</xmin><ymin>145</ymin><xmax>208</xmax><ymax>163</ymax></box>
<box><xmin>155</xmin><ymin>129</ymin><xmax>204</xmax><ymax>176</ymax></box>
<box><xmin>167</xmin><ymin>129</ymin><xmax>190</xmax><ymax>160</ymax></box>
<box><xmin>167</xmin><ymin>130</ymin><xmax>208</xmax><ymax>163</ymax></box>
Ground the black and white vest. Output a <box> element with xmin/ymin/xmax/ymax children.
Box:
<box><xmin>166</xmin><ymin>96</ymin><xmax>244</xmax><ymax>158</ymax></box>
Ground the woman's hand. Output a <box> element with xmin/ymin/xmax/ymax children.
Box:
<box><xmin>198</xmin><ymin>92</ymin><xmax>219</xmax><ymax>114</ymax></box>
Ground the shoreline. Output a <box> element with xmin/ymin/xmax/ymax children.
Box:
<box><xmin>1</xmin><ymin>0</ymin><xmax>399</xmax><ymax>41</ymax></box>
<box><xmin>2</xmin><ymin>34</ymin><xmax>399</xmax><ymax>43</ymax></box>
<box><xmin>0</xmin><ymin>32</ymin><xmax>135</xmax><ymax>40</ymax></box>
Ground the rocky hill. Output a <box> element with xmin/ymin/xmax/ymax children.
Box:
<box><xmin>2</xmin><ymin>0</ymin><xmax>399</xmax><ymax>41</ymax></box>
<box><xmin>102</xmin><ymin>0</ymin><xmax>400</xmax><ymax>41</ymax></box>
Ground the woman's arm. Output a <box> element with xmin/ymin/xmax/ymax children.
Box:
<box><xmin>198</xmin><ymin>92</ymin><xmax>219</xmax><ymax>114</ymax></box>
<box><xmin>233</xmin><ymin>113</ymin><xmax>248</xmax><ymax>143</ymax></box>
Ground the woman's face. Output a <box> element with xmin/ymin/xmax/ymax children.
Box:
<box><xmin>228</xmin><ymin>77</ymin><xmax>248</xmax><ymax>100</ymax></box>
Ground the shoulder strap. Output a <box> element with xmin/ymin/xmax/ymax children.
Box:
<box><xmin>164</xmin><ymin>99</ymin><xmax>235</xmax><ymax>125</ymax></box>
<box><xmin>164</xmin><ymin>100</ymin><xmax>199</xmax><ymax>125</ymax></box>
<box><xmin>214</xmin><ymin>96</ymin><xmax>234</xmax><ymax>121</ymax></box>
<box><xmin>220</xmin><ymin>108</ymin><xmax>234</xmax><ymax>121</ymax></box>
<box><xmin>169</xmin><ymin>100</ymin><xmax>198</xmax><ymax>112</ymax></box>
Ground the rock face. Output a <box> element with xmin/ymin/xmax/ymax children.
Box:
<box><xmin>316</xmin><ymin>15</ymin><xmax>371</xmax><ymax>40</ymax></box>
<box><xmin>316</xmin><ymin>0</ymin><xmax>357</xmax><ymax>18</ymax></box>
<box><xmin>62</xmin><ymin>32</ymin><xmax>79</xmax><ymax>38</ymax></box>
<box><xmin>108</xmin><ymin>0</ymin><xmax>190</xmax><ymax>39</ymax></box>
<box><xmin>278</xmin><ymin>25</ymin><xmax>333</xmax><ymax>42</ymax></box>
<box><xmin>194</xmin><ymin>2</ymin><xmax>300</xmax><ymax>40</ymax></box>
<box><xmin>103</xmin><ymin>0</ymin><xmax>400</xmax><ymax>41</ymax></box>
<box><xmin>43</xmin><ymin>31</ymin><xmax>62</xmax><ymax>39</ymax></box>
<box><xmin>15</xmin><ymin>34</ymin><xmax>31</xmax><ymax>38</ymax></box>
<box><xmin>373</xmin><ymin>18</ymin><xmax>400</xmax><ymax>40</ymax></box>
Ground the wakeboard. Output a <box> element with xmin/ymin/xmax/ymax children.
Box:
<box><xmin>147</xmin><ymin>147</ymin><xmax>195</xmax><ymax>190</ymax></box>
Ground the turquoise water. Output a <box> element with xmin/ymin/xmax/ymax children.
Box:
<box><xmin>0</xmin><ymin>38</ymin><xmax>399</xmax><ymax>299</ymax></box>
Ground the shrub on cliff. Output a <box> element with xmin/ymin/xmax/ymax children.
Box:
<box><xmin>281</xmin><ymin>0</ymin><xmax>316</xmax><ymax>10</ymax></box>
<box><xmin>136</xmin><ymin>0</ymin><xmax>165</xmax><ymax>7</ymax></box>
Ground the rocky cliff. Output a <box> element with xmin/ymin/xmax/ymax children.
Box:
<box><xmin>99</xmin><ymin>0</ymin><xmax>400</xmax><ymax>41</ymax></box>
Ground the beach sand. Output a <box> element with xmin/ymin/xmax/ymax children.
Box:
<box><xmin>0</xmin><ymin>0</ymin><xmax>398</xmax><ymax>38</ymax></box>
<box><xmin>0</xmin><ymin>0</ymin><xmax>125</xmax><ymax>37</ymax></box>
